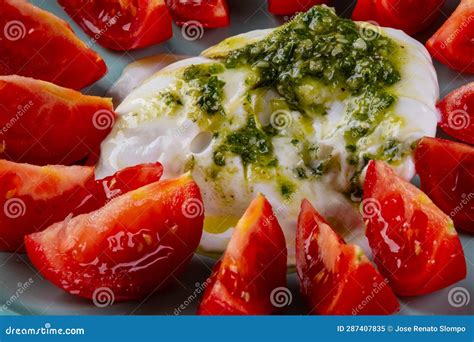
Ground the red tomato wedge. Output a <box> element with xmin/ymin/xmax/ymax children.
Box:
<box><xmin>268</xmin><ymin>0</ymin><xmax>329</xmax><ymax>16</ymax></box>
<box><xmin>437</xmin><ymin>82</ymin><xmax>474</xmax><ymax>145</ymax></box>
<box><xmin>0</xmin><ymin>0</ymin><xmax>106</xmax><ymax>90</ymax></box>
<box><xmin>296</xmin><ymin>199</ymin><xmax>399</xmax><ymax>315</ymax></box>
<box><xmin>363</xmin><ymin>160</ymin><xmax>466</xmax><ymax>296</ymax></box>
<box><xmin>426</xmin><ymin>0</ymin><xmax>474</xmax><ymax>73</ymax></box>
<box><xmin>0</xmin><ymin>75</ymin><xmax>115</xmax><ymax>165</ymax></box>
<box><xmin>166</xmin><ymin>0</ymin><xmax>230</xmax><ymax>28</ymax></box>
<box><xmin>0</xmin><ymin>160</ymin><xmax>163</xmax><ymax>252</ymax></box>
<box><xmin>415</xmin><ymin>137</ymin><xmax>474</xmax><ymax>233</ymax></box>
<box><xmin>25</xmin><ymin>173</ymin><xmax>203</xmax><ymax>301</ymax></box>
<box><xmin>352</xmin><ymin>0</ymin><xmax>444</xmax><ymax>35</ymax></box>
<box><xmin>58</xmin><ymin>0</ymin><xmax>173</xmax><ymax>51</ymax></box>
<box><xmin>198</xmin><ymin>194</ymin><xmax>287</xmax><ymax>315</ymax></box>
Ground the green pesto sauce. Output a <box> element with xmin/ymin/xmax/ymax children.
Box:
<box><xmin>183</xmin><ymin>63</ymin><xmax>226</xmax><ymax>116</ymax></box>
<box><xmin>157</xmin><ymin>90</ymin><xmax>183</xmax><ymax>108</ymax></box>
<box><xmin>213</xmin><ymin>117</ymin><xmax>277</xmax><ymax>168</ymax></box>
<box><xmin>279</xmin><ymin>178</ymin><xmax>296</xmax><ymax>199</ymax></box>
<box><xmin>223</xmin><ymin>6</ymin><xmax>399</xmax><ymax>108</ymax></box>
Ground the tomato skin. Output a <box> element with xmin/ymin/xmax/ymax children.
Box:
<box><xmin>0</xmin><ymin>75</ymin><xmax>115</xmax><ymax>165</ymax></box>
<box><xmin>25</xmin><ymin>174</ymin><xmax>203</xmax><ymax>301</ymax></box>
<box><xmin>166</xmin><ymin>0</ymin><xmax>230</xmax><ymax>28</ymax></box>
<box><xmin>363</xmin><ymin>160</ymin><xmax>466</xmax><ymax>296</ymax></box>
<box><xmin>296</xmin><ymin>199</ymin><xmax>399</xmax><ymax>315</ymax></box>
<box><xmin>59</xmin><ymin>0</ymin><xmax>173</xmax><ymax>51</ymax></box>
<box><xmin>415</xmin><ymin>137</ymin><xmax>474</xmax><ymax>233</ymax></box>
<box><xmin>426</xmin><ymin>0</ymin><xmax>474</xmax><ymax>73</ymax></box>
<box><xmin>268</xmin><ymin>0</ymin><xmax>329</xmax><ymax>15</ymax></box>
<box><xmin>437</xmin><ymin>82</ymin><xmax>474</xmax><ymax>145</ymax></box>
<box><xmin>0</xmin><ymin>160</ymin><xmax>163</xmax><ymax>252</ymax></box>
<box><xmin>0</xmin><ymin>0</ymin><xmax>106</xmax><ymax>89</ymax></box>
<box><xmin>198</xmin><ymin>194</ymin><xmax>287</xmax><ymax>315</ymax></box>
<box><xmin>352</xmin><ymin>0</ymin><xmax>445</xmax><ymax>35</ymax></box>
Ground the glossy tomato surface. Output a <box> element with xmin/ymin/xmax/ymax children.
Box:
<box><xmin>416</xmin><ymin>137</ymin><xmax>474</xmax><ymax>233</ymax></box>
<box><xmin>296</xmin><ymin>199</ymin><xmax>399</xmax><ymax>315</ymax></box>
<box><xmin>0</xmin><ymin>161</ymin><xmax>163</xmax><ymax>252</ymax></box>
<box><xmin>352</xmin><ymin>0</ymin><xmax>444</xmax><ymax>35</ymax></box>
<box><xmin>0</xmin><ymin>0</ymin><xmax>106</xmax><ymax>89</ymax></box>
<box><xmin>363</xmin><ymin>160</ymin><xmax>466</xmax><ymax>296</ymax></box>
<box><xmin>437</xmin><ymin>82</ymin><xmax>474</xmax><ymax>145</ymax></box>
<box><xmin>25</xmin><ymin>174</ymin><xmax>203</xmax><ymax>301</ymax></box>
<box><xmin>166</xmin><ymin>0</ymin><xmax>230</xmax><ymax>28</ymax></box>
<box><xmin>0</xmin><ymin>75</ymin><xmax>115</xmax><ymax>165</ymax></box>
<box><xmin>58</xmin><ymin>0</ymin><xmax>173</xmax><ymax>51</ymax></box>
<box><xmin>268</xmin><ymin>0</ymin><xmax>329</xmax><ymax>15</ymax></box>
<box><xmin>426</xmin><ymin>0</ymin><xmax>474</xmax><ymax>73</ymax></box>
<box><xmin>198</xmin><ymin>194</ymin><xmax>287</xmax><ymax>315</ymax></box>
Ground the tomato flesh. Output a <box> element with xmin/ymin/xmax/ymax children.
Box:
<box><xmin>426</xmin><ymin>0</ymin><xmax>474</xmax><ymax>73</ymax></box>
<box><xmin>0</xmin><ymin>75</ymin><xmax>115</xmax><ymax>165</ymax></box>
<box><xmin>268</xmin><ymin>0</ymin><xmax>329</xmax><ymax>15</ymax></box>
<box><xmin>0</xmin><ymin>0</ymin><xmax>106</xmax><ymax>89</ymax></box>
<box><xmin>198</xmin><ymin>194</ymin><xmax>287</xmax><ymax>315</ymax></box>
<box><xmin>25</xmin><ymin>174</ymin><xmax>203</xmax><ymax>301</ymax></box>
<box><xmin>296</xmin><ymin>199</ymin><xmax>399</xmax><ymax>315</ymax></box>
<box><xmin>59</xmin><ymin>0</ymin><xmax>173</xmax><ymax>51</ymax></box>
<box><xmin>437</xmin><ymin>82</ymin><xmax>474</xmax><ymax>145</ymax></box>
<box><xmin>352</xmin><ymin>0</ymin><xmax>444</xmax><ymax>35</ymax></box>
<box><xmin>166</xmin><ymin>0</ymin><xmax>230</xmax><ymax>28</ymax></box>
<box><xmin>0</xmin><ymin>160</ymin><xmax>163</xmax><ymax>252</ymax></box>
<box><xmin>415</xmin><ymin>137</ymin><xmax>474</xmax><ymax>233</ymax></box>
<box><xmin>363</xmin><ymin>160</ymin><xmax>466</xmax><ymax>296</ymax></box>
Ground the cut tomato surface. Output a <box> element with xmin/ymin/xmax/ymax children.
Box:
<box><xmin>426</xmin><ymin>0</ymin><xmax>474</xmax><ymax>73</ymax></box>
<box><xmin>363</xmin><ymin>160</ymin><xmax>466</xmax><ymax>296</ymax></box>
<box><xmin>437</xmin><ymin>82</ymin><xmax>474</xmax><ymax>145</ymax></box>
<box><xmin>0</xmin><ymin>160</ymin><xmax>163</xmax><ymax>252</ymax></box>
<box><xmin>25</xmin><ymin>173</ymin><xmax>203</xmax><ymax>301</ymax></box>
<box><xmin>352</xmin><ymin>0</ymin><xmax>444</xmax><ymax>35</ymax></box>
<box><xmin>58</xmin><ymin>0</ymin><xmax>173</xmax><ymax>51</ymax></box>
<box><xmin>166</xmin><ymin>0</ymin><xmax>230</xmax><ymax>28</ymax></box>
<box><xmin>296</xmin><ymin>199</ymin><xmax>399</xmax><ymax>315</ymax></box>
<box><xmin>415</xmin><ymin>137</ymin><xmax>474</xmax><ymax>233</ymax></box>
<box><xmin>0</xmin><ymin>75</ymin><xmax>115</xmax><ymax>165</ymax></box>
<box><xmin>268</xmin><ymin>0</ymin><xmax>329</xmax><ymax>15</ymax></box>
<box><xmin>198</xmin><ymin>194</ymin><xmax>287</xmax><ymax>315</ymax></box>
<box><xmin>0</xmin><ymin>0</ymin><xmax>106</xmax><ymax>89</ymax></box>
